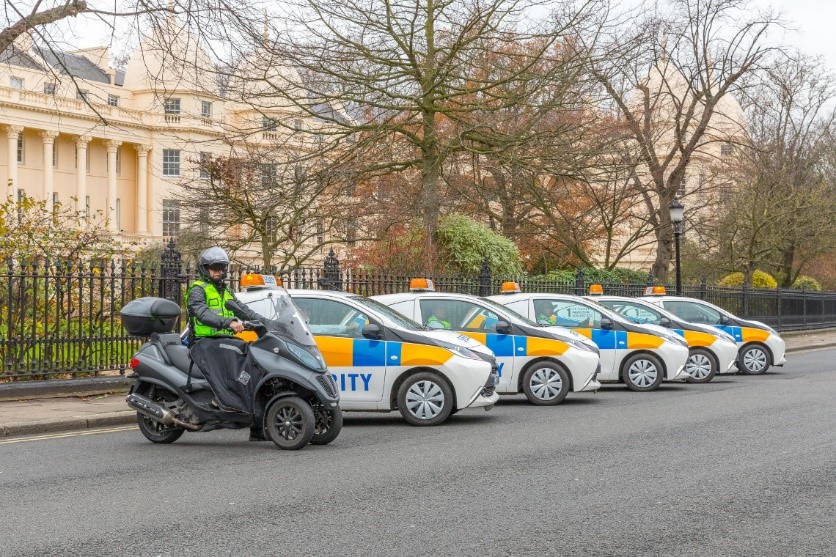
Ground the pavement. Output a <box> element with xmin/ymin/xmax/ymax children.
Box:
<box><xmin>1</xmin><ymin>327</ymin><xmax>834</xmax><ymax>438</ymax></box>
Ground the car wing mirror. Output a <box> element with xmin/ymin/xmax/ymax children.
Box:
<box><xmin>719</xmin><ymin>315</ymin><xmax>730</xmax><ymax>325</ymax></box>
<box><xmin>600</xmin><ymin>317</ymin><xmax>613</xmax><ymax>330</ymax></box>
<box><xmin>660</xmin><ymin>316</ymin><xmax>671</xmax><ymax>327</ymax></box>
<box><xmin>362</xmin><ymin>323</ymin><xmax>382</xmax><ymax>340</ymax></box>
<box><xmin>494</xmin><ymin>320</ymin><xmax>512</xmax><ymax>335</ymax></box>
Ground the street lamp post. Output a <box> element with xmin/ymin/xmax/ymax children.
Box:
<box><xmin>669</xmin><ymin>197</ymin><xmax>684</xmax><ymax>295</ymax></box>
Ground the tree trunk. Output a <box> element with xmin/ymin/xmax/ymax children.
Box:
<box><xmin>421</xmin><ymin>115</ymin><xmax>440</xmax><ymax>273</ymax></box>
<box><xmin>652</xmin><ymin>198</ymin><xmax>673</xmax><ymax>281</ymax></box>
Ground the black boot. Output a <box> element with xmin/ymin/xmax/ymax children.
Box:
<box><xmin>249</xmin><ymin>426</ymin><xmax>267</xmax><ymax>442</ymax></box>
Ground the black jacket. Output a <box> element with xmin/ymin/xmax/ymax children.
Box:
<box><xmin>187</xmin><ymin>282</ymin><xmax>261</xmax><ymax>332</ymax></box>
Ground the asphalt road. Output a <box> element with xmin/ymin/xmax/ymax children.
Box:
<box><xmin>1</xmin><ymin>348</ymin><xmax>834</xmax><ymax>557</ymax></box>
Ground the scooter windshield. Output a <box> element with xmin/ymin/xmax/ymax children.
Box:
<box><xmin>242</xmin><ymin>290</ymin><xmax>317</xmax><ymax>348</ymax></box>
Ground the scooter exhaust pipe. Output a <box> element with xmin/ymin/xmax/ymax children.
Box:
<box><xmin>126</xmin><ymin>393</ymin><xmax>201</xmax><ymax>430</ymax></box>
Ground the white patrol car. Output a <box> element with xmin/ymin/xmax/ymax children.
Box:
<box><xmin>640</xmin><ymin>287</ymin><xmax>787</xmax><ymax>375</ymax></box>
<box><xmin>488</xmin><ymin>284</ymin><xmax>690</xmax><ymax>392</ymax></box>
<box><xmin>372</xmin><ymin>281</ymin><xmax>601</xmax><ymax>406</ymax></box>
<box><xmin>234</xmin><ymin>275</ymin><xmax>499</xmax><ymax>426</ymax></box>
<box><xmin>587</xmin><ymin>290</ymin><xmax>739</xmax><ymax>383</ymax></box>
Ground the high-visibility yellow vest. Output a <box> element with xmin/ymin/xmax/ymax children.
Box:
<box><xmin>186</xmin><ymin>280</ymin><xmax>235</xmax><ymax>337</ymax></box>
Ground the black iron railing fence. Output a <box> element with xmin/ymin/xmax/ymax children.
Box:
<box><xmin>2</xmin><ymin>242</ymin><xmax>834</xmax><ymax>380</ymax></box>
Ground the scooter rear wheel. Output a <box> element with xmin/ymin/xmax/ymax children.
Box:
<box><xmin>311</xmin><ymin>405</ymin><xmax>343</xmax><ymax>446</ymax></box>
<box><xmin>135</xmin><ymin>385</ymin><xmax>185</xmax><ymax>444</ymax></box>
<box><xmin>265</xmin><ymin>397</ymin><xmax>315</xmax><ymax>450</ymax></box>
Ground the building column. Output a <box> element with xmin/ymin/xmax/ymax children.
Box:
<box><xmin>136</xmin><ymin>144</ymin><xmax>151</xmax><ymax>234</ymax></box>
<box><xmin>40</xmin><ymin>130</ymin><xmax>58</xmax><ymax>206</ymax></box>
<box><xmin>75</xmin><ymin>135</ymin><xmax>90</xmax><ymax>218</ymax></box>
<box><xmin>5</xmin><ymin>125</ymin><xmax>23</xmax><ymax>198</ymax></box>
<box><xmin>106</xmin><ymin>140</ymin><xmax>122</xmax><ymax>232</ymax></box>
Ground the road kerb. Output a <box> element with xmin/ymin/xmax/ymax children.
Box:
<box><xmin>2</xmin><ymin>412</ymin><xmax>136</xmax><ymax>437</ymax></box>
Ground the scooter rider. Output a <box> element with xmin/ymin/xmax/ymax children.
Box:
<box><xmin>186</xmin><ymin>246</ymin><xmax>266</xmax><ymax>441</ymax></box>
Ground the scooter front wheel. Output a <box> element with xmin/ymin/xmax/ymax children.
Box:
<box><xmin>265</xmin><ymin>397</ymin><xmax>315</xmax><ymax>450</ymax></box>
<box><xmin>311</xmin><ymin>404</ymin><xmax>343</xmax><ymax>445</ymax></box>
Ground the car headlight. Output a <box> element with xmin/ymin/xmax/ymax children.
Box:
<box><xmin>567</xmin><ymin>338</ymin><xmax>597</xmax><ymax>353</ymax></box>
<box><xmin>659</xmin><ymin>331</ymin><xmax>688</xmax><ymax>347</ymax></box>
<box><xmin>435</xmin><ymin>340</ymin><xmax>482</xmax><ymax>361</ymax></box>
<box><xmin>762</xmin><ymin>325</ymin><xmax>778</xmax><ymax>336</ymax></box>
<box><xmin>717</xmin><ymin>330</ymin><xmax>736</xmax><ymax>343</ymax></box>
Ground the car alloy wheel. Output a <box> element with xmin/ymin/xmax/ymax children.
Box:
<box><xmin>529</xmin><ymin>367</ymin><xmax>563</xmax><ymax>401</ymax></box>
<box><xmin>405</xmin><ymin>380</ymin><xmax>445</xmax><ymax>420</ymax></box>
<box><xmin>741</xmin><ymin>345</ymin><xmax>769</xmax><ymax>374</ymax></box>
<box><xmin>685</xmin><ymin>348</ymin><xmax>717</xmax><ymax>383</ymax></box>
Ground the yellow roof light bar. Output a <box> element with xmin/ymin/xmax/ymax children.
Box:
<box><xmin>240</xmin><ymin>273</ymin><xmax>282</xmax><ymax>289</ymax></box>
<box><xmin>644</xmin><ymin>285</ymin><xmax>667</xmax><ymax>296</ymax></box>
<box><xmin>409</xmin><ymin>278</ymin><xmax>435</xmax><ymax>292</ymax></box>
<box><xmin>588</xmin><ymin>283</ymin><xmax>604</xmax><ymax>295</ymax></box>
<box><xmin>499</xmin><ymin>281</ymin><xmax>521</xmax><ymax>294</ymax></box>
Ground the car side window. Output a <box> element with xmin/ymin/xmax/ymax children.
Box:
<box><xmin>665</xmin><ymin>301</ymin><xmax>722</xmax><ymax>325</ymax></box>
<box><xmin>419</xmin><ymin>299</ymin><xmax>499</xmax><ymax>332</ymax></box>
<box><xmin>547</xmin><ymin>301</ymin><xmax>603</xmax><ymax>328</ymax></box>
<box><xmin>292</xmin><ymin>298</ymin><xmax>370</xmax><ymax>338</ymax></box>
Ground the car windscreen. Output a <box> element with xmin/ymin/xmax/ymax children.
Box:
<box><xmin>349</xmin><ymin>296</ymin><xmax>425</xmax><ymax>331</ymax></box>
<box><xmin>477</xmin><ymin>297</ymin><xmax>538</xmax><ymax>326</ymax></box>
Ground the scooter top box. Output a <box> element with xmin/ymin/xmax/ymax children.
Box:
<box><xmin>121</xmin><ymin>297</ymin><xmax>182</xmax><ymax>336</ymax></box>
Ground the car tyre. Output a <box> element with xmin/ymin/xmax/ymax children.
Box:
<box><xmin>739</xmin><ymin>343</ymin><xmax>770</xmax><ymax>375</ymax></box>
<box><xmin>684</xmin><ymin>348</ymin><xmax>717</xmax><ymax>383</ymax></box>
<box><xmin>521</xmin><ymin>361</ymin><xmax>570</xmax><ymax>405</ymax></box>
<box><xmin>622</xmin><ymin>353</ymin><xmax>664</xmax><ymax>392</ymax></box>
<box><xmin>396</xmin><ymin>371</ymin><xmax>454</xmax><ymax>426</ymax></box>
<box><xmin>265</xmin><ymin>396</ymin><xmax>315</xmax><ymax>450</ymax></box>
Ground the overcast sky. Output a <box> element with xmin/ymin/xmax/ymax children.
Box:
<box><xmin>752</xmin><ymin>1</ymin><xmax>836</xmax><ymax>73</ymax></box>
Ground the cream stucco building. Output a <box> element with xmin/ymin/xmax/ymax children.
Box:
<box><xmin>0</xmin><ymin>26</ymin><xmax>314</xmax><ymax>251</ymax></box>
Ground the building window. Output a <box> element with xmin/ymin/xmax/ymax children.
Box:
<box><xmin>86</xmin><ymin>146</ymin><xmax>90</xmax><ymax>173</ymax></box>
<box><xmin>719</xmin><ymin>183</ymin><xmax>734</xmax><ymax>204</ymax></box>
<box><xmin>201</xmin><ymin>101</ymin><xmax>212</xmax><ymax>118</ymax></box>
<box><xmin>164</xmin><ymin>98</ymin><xmax>181</xmax><ymax>123</ymax></box>
<box><xmin>162</xmin><ymin>199</ymin><xmax>181</xmax><ymax>237</ymax></box>
<box><xmin>115</xmin><ymin>199</ymin><xmax>121</xmax><ymax>230</ymax></box>
<box><xmin>17</xmin><ymin>188</ymin><xmax>25</xmax><ymax>202</ymax></box>
<box><xmin>44</xmin><ymin>82</ymin><xmax>55</xmax><ymax>95</ymax></box>
<box><xmin>677</xmin><ymin>175</ymin><xmax>686</xmax><ymax>197</ymax></box>
<box><xmin>85</xmin><ymin>195</ymin><xmax>90</xmax><ymax>219</ymax></box>
<box><xmin>720</xmin><ymin>143</ymin><xmax>733</xmax><ymax>157</ymax></box>
<box><xmin>77</xmin><ymin>89</ymin><xmax>89</xmax><ymax>101</ymax></box>
<box><xmin>164</xmin><ymin>98</ymin><xmax>181</xmax><ymax>114</ymax></box>
<box><xmin>52</xmin><ymin>192</ymin><xmax>59</xmax><ymax>208</ymax></box>
<box><xmin>115</xmin><ymin>147</ymin><xmax>122</xmax><ymax>176</ymax></box>
<box><xmin>266</xmin><ymin>215</ymin><xmax>278</xmax><ymax>243</ymax></box>
<box><xmin>162</xmin><ymin>149</ymin><xmax>181</xmax><ymax>176</ymax></box>
<box><xmin>16</xmin><ymin>133</ymin><xmax>24</xmax><ymax>164</ymax></box>
<box><xmin>199</xmin><ymin>152</ymin><xmax>211</xmax><ymax>179</ymax></box>
<box><xmin>52</xmin><ymin>141</ymin><xmax>58</xmax><ymax>168</ymax></box>
<box><xmin>10</xmin><ymin>76</ymin><xmax>23</xmax><ymax>89</ymax></box>
<box><xmin>346</xmin><ymin>217</ymin><xmax>357</xmax><ymax>247</ymax></box>
<box><xmin>316</xmin><ymin>220</ymin><xmax>324</xmax><ymax>246</ymax></box>
<box><xmin>108</xmin><ymin>94</ymin><xmax>120</xmax><ymax>107</ymax></box>
<box><xmin>293</xmin><ymin>118</ymin><xmax>303</xmax><ymax>131</ymax></box>
<box><xmin>261</xmin><ymin>163</ymin><xmax>276</xmax><ymax>187</ymax></box>
<box><xmin>262</xmin><ymin>116</ymin><xmax>278</xmax><ymax>131</ymax></box>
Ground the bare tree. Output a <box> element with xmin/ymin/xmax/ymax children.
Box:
<box><xmin>177</xmin><ymin>137</ymin><xmax>361</xmax><ymax>271</ymax></box>
<box><xmin>198</xmin><ymin>0</ymin><xmax>601</xmax><ymax>270</ymax></box>
<box><xmin>582</xmin><ymin>0</ymin><xmax>781</xmax><ymax>278</ymax></box>
<box><xmin>711</xmin><ymin>53</ymin><xmax>836</xmax><ymax>285</ymax></box>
